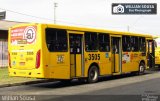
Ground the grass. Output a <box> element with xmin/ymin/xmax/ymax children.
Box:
<box><xmin>0</xmin><ymin>67</ymin><xmax>37</xmax><ymax>85</ymax></box>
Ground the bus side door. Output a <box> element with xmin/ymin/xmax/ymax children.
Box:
<box><xmin>69</xmin><ymin>32</ymin><xmax>84</xmax><ymax>78</ymax></box>
<box><xmin>111</xmin><ymin>36</ymin><xmax>122</xmax><ymax>73</ymax></box>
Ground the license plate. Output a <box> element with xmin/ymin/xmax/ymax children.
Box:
<box><xmin>19</xmin><ymin>72</ymin><xmax>26</xmax><ymax>74</ymax></box>
<box><xmin>19</xmin><ymin>62</ymin><xmax>25</xmax><ymax>66</ymax></box>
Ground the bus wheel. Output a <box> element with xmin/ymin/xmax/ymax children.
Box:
<box><xmin>87</xmin><ymin>66</ymin><xmax>99</xmax><ymax>83</ymax></box>
<box><xmin>139</xmin><ymin>62</ymin><xmax>145</xmax><ymax>75</ymax></box>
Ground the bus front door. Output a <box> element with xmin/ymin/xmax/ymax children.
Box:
<box><xmin>111</xmin><ymin>37</ymin><xmax>122</xmax><ymax>73</ymax></box>
<box><xmin>69</xmin><ymin>34</ymin><xmax>84</xmax><ymax>78</ymax></box>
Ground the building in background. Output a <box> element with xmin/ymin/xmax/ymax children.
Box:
<box><xmin>0</xmin><ymin>20</ymin><xmax>24</xmax><ymax>67</ymax></box>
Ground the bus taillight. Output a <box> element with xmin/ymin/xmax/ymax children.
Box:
<box><xmin>8</xmin><ymin>52</ymin><xmax>11</xmax><ymax>68</ymax></box>
<box><xmin>36</xmin><ymin>50</ymin><xmax>41</xmax><ymax>69</ymax></box>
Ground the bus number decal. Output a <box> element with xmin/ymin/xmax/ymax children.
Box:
<box><xmin>88</xmin><ymin>54</ymin><xmax>100</xmax><ymax>60</ymax></box>
<box><xmin>57</xmin><ymin>55</ymin><xmax>64</xmax><ymax>64</ymax></box>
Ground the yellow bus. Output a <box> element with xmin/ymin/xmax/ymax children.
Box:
<box><xmin>154</xmin><ymin>37</ymin><xmax>160</xmax><ymax>67</ymax></box>
<box><xmin>8</xmin><ymin>23</ymin><xmax>155</xmax><ymax>83</ymax></box>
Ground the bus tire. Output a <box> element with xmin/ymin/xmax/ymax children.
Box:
<box><xmin>139</xmin><ymin>62</ymin><xmax>145</xmax><ymax>75</ymax></box>
<box><xmin>87</xmin><ymin>66</ymin><xmax>99</xmax><ymax>83</ymax></box>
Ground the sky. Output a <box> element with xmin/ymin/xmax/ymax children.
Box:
<box><xmin>0</xmin><ymin>0</ymin><xmax>160</xmax><ymax>35</ymax></box>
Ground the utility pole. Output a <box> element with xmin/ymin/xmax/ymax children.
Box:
<box><xmin>54</xmin><ymin>2</ymin><xmax>58</xmax><ymax>24</ymax></box>
<box><xmin>127</xmin><ymin>25</ymin><xmax>130</xmax><ymax>32</ymax></box>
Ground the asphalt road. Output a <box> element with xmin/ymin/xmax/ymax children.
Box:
<box><xmin>0</xmin><ymin>70</ymin><xmax>160</xmax><ymax>101</ymax></box>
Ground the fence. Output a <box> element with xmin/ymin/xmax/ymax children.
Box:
<box><xmin>0</xmin><ymin>40</ymin><xmax>8</xmax><ymax>67</ymax></box>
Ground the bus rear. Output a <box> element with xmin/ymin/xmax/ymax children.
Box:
<box><xmin>8</xmin><ymin>24</ymin><xmax>44</xmax><ymax>78</ymax></box>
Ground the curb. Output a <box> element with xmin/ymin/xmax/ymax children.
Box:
<box><xmin>0</xmin><ymin>79</ymin><xmax>54</xmax><ymax>88</ymax></box>
<box><xmin>147</xmin><ymin>67</ymin><xmax>160</xmax><ymax>71</ymax></box>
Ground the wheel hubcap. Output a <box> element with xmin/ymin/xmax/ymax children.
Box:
<box><xmin>90</xmin><ymin>69</ymin><xmax>98</xmax><ymax>80</ymax></box>
<box><xmin>140</xmin><ymin>65</ymin><xmax>144</xmax><ymax>73</ymax></box>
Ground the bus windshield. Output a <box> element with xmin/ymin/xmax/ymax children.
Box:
<box><xmin>155</xmin><ymin>37</ymin><xmax>160</xmax><ymax>48</ymax></box>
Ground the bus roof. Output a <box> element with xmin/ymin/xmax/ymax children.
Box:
<box><xmin>10</xmin><ymin>23</ymin><xmax>153</xmax><ymax>38</ymax></box>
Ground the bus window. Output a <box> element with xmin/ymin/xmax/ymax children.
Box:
<box><xmin>85</xmin><ymin>32</ymin><xmax>98</xmax><ymax>51</ymax></box>
<box><xmin>112</xmin><ymin>37</ymin><xmax>120</xmax><ymax>54</ymax></box>
<box><xmin>70</xmin><ymin>34</ymin><xmax>82</xmax><ymax>54</ymax></box>
<box><xmin>98</xmin><ymin>33</ymin><xmax>110</xmax><ymax>52</ymax></box>
<box><xmin>131</xmin><ymin>36</ymin><xmax>139</xmax><ymax>52</ymax></box>
<box><xmin>122</xmin><ymin>35</ymin><xmax>131</xmax><ymax>52</ymax></box>
<box><xmin>45</xmin><ymin>28</ymin><xmax>68</xmax><ymax>52</ymax></box>
<box><xmin>139</xmin><ymin>37</ymin><xmax>146</xmax><ymax>52</ymax></box>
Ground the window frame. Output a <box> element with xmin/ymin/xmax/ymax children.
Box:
<box><xmin>45</xmin><ymin>28</ymin><xmax>68</xmax><ymax>52</ymax></box>
<box><xmin>139</xmin><ymin>37</ymin><xmax>146</xmax><ymax>52</ymax></box>
<box><xmin>85</xmin><ymin>32</ymin><xmax>98</xmax><ymax>52</ymax></box>
<box><xmin>122</xmin><ymin>35</ymin><xmax>131</xmax><ymax>52</ymax></box>
<box><xmin>130</xmin><ymin>36</ymin><xmax>139</xmax><ymax>52</ymax></box>
<box><xmin>98</xmin><ymin>33</ymin><xmax>110</xmax><ymax>52</ymax></box>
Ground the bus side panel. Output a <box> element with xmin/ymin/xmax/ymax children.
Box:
<box><xmin>99</xmin><ymin>52</ymin><xmax>112</xmax><ymax>75</ymax></box>
<box><xmin>133</xmin><ymin>52</ymin><xmax>139</xmax><ymax>71</ymax></box>
<box><xmin>84</xmin><ymin>52</ymin><xmax>112</xmax><ymax>77</ymax></box>
<box><xmin>45</xmin><ymin>52</ymin><xmax>70</xmax><ymax>79</ymax></box>
<box><xmin>129</xmin><ymin>52</ymin><xmax>139</xmax><ymax>71</ymax></box>
<box><xmin>42</xmin><ymin>26</ymin><xmax>70</xmax><ymax>79</ymax></box>
<box><xmin>84</xmin><ymin>52</ymin><xmax>95</xmax><ymax>77</ymax></box>
<box><xmin>122</xmin><ymin>52</ymin><xmax>133</xmax><ymax>72</ymax></box>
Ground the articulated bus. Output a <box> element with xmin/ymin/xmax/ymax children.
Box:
<box><xmin>8</xmin><ymin>23</ymin><xmax>155</xmax><ymax>83</ymax></box>
<box><xmin>154</xmin><ymin>37</ymin><xmax>160</xmax><ymax>67</ymax></box>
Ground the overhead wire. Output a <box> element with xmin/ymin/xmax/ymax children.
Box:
<box><xmin>0</xmin><ymin>7</ymin><xmax>154</xmax><ymax>34</ymax></box>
